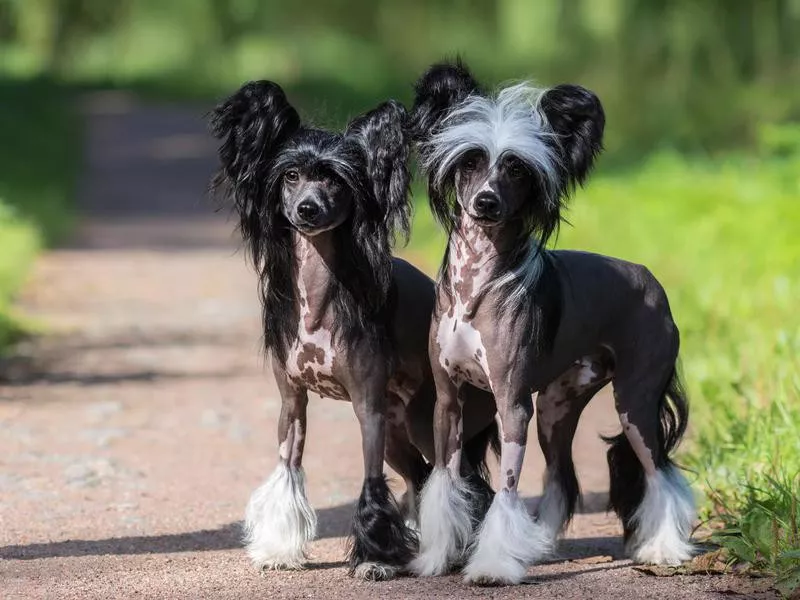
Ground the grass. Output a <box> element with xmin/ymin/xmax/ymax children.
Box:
<box><xmin>0</xmin><ymin>77</ymin><xmax>81</xmax><ymax>351</ymax></box>
<box><xmin>404</xmin><ymin>139</ymin><xmax>800</xmax><ymax>594</ymax></box>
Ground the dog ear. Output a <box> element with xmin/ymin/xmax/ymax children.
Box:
<box><xmin>209</xmin><ymin>80</ymin><xmax>301</xmax><ymax>259</ymax></box>
<box><xmin>410</xmin><ymin>59</ymin><xmax>482</xmax><ymax>142</ymax></box>
<box><xmin>346</xmin><ymin>99</ymin><xmax>412</xmax><ymax>244</ymax></box>
<box><xmin>539</xmin><ymin>84</ymin><xmax>605</xmax><ymax>189</ymax></box>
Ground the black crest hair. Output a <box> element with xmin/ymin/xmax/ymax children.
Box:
<box><xmin>209</xmin><ymin>81</ymin><xmax>412</xmax><ymax>365</ymax></box>
<box><xmin>409</xmin><ymin>58</ymin><xmax>482</xmax><ymax>145</ymax></box>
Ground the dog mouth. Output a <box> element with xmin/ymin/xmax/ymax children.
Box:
<box><xmin>467</xmin><ymin>212</ymin><xmax>503</xmax><ymax>226</ymax></box>
<box><xmin>291</xmin><ymin>217</ymin><xmax>340</xmax><ymax>236</ymax></box>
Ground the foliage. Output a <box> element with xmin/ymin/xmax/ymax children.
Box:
<box><xmin>0</xmin><ymin>78</ymin><xmax>79</xmax><ymax>350</ymax></box>
<box><xmin>1</xmin><ymin>0</ymin><xmax>800</xmax><ymax>161</ymax></box>
<box><xmin>711</xmin><ymin>475</ymin><xmax>800</xmax><ymax>597</ymax></box>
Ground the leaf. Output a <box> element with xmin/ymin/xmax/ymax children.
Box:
<box><xmin>689</xmin><ymin>549</ymin><xmax>730</xmax><ymax>573</ymax></box>
<box><xmin>718</xmin><ymin>536</ymin><xmax>758</xmax><ymax>564</ymax></box>
<box><xmin>742</xmin><ymin>510</ymin><xmax>775</xmax><ymax>560</ymax></box>
<box><xmin>779</xmin><ymin>550</ymin><xmax>800</xmax><ymax>560</ymax></box>
<box><xmin>775</xmin><ymin>565</ymin><xmax>800</xmax><ymax>598</ymax></box>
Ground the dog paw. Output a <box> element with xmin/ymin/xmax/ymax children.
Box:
<box><xmin>464</xmin><ymin>573</ymin><xmax>513</xmax><ymax>587</ymax></box>
<box><xmin>256</xmin><ymin>559</ymin><xmax>306</xmax><ymax>573</ymax></box>
<box><xmin>352</xmin><ymin>562</ymin><xmax>398</xmax><ymax>581</ymax></box>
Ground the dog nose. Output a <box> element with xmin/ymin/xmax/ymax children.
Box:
<box><xmin>296</xmin><ymin>200</ymin><xmax>322</xmax><ymax>223</ymax></box>
<box><xmin>474</xmin><ymin>192</ymin><xmax>501</xmax><ymax>218</ymax></box>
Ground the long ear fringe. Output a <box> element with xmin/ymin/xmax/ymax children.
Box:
<box><xmin>410</xmin><ymin>59</ymin><xmax>483</xmax><ymax>236</ymax></box>
<box><xmin>208</xmin><ymin>80</ymin><xmax>301</xmax><ymax>264</ymax></box>
<box><xmin>539</xmin><ymin>84</ymin><xmax>605</xmax><ymax>193</ymax></box>
<box><xmin>346</xmin><ymin>100</ymin><xmax>412</xmax><ymax>245</ymax></box>
<box><xmin>409</xmin><ymin>58</ymin><xmax>482</xmax><ymax>144</ymax></box>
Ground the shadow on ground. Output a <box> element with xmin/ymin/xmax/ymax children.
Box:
<box><xmin>0</xmin><ymin>494</ymin><xmax>619</xmax><ymax>561</ymax></box>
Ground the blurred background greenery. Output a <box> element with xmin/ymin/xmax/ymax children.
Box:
<box><xmin>2</xmin><ymin>0</ymin><xmax>800</xmax><ymax>158</ymax></box>
<box><xmin>0</xmin><ymin>0</ymin><xmax>798</xmax><ymax>589</ymax></box>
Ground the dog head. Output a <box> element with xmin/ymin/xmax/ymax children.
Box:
<box><xmin>210</xmin><ymin>80</ymin><xmax>410</xmax><ymax>260</ymax></box>
<box><xmin>411</xmin><ymin>60</ymin><xmax>604</xmax><ymax>246</ymax></box>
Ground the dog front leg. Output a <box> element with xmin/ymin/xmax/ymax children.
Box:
<box><xmin>346</xmin><ymin>380</ymin><xmax>416</xmax><ymax>581</ymax></box>
<box><xmin>464</xmin><ymin>389</ymin><xmax>550</xmax><ymax>585</ymax></box>
<box><xmin>411</xmin><ymin>365</ymin><xmax>477</xmax><ymax>576</ymax></box>
<box><xmin>244</xmin><ymin>365</ymin><xmax>316</xmax><ymax>571</ymax></box>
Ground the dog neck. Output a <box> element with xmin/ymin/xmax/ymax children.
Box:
<box><xmin>294</xmin><ymin>231</ymin><xmax>336</xmax><ymax>332</ymax></box>
<box><xmin>446</xmin><ymin>213</ymin><xmax>533</xmax><ymax>311</ymax></box>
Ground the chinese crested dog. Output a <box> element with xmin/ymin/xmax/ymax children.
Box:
<box><xmin>409</xmin><ymin>61</ymin><xmax>695</xmax><ymax>585</ymax></box>
<box><xmin>209</xmin><ymin>80</ymin><xmax>498</xmax><ymax>580</ymax></box>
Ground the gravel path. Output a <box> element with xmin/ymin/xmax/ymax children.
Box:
<box><xmin>0</xmin><ymin>94</ymin><xmax>774</xmax><ymax>599</ymax></box>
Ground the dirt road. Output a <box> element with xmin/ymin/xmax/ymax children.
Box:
<box><xmin>0</xmin><ymin>93</ymin><xmax>774</xmax><ymax>599</ymax></box>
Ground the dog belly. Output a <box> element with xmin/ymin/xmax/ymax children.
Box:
<box><xmin>436</xmin><ymin>313</ymin><xmax>491</xmax><ymax>391</ymax></box>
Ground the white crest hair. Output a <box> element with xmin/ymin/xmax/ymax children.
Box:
<box><xmin>487</xmin><ymin>243</ymin><xmax>544</xmax><ymax>310</ymax></box>
<box><xmin>421</xmin><ymin>82</ymin><xmax>563</xmax><ymax>204</ymax></box>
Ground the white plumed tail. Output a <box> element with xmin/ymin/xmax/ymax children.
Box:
<box><xmin>244</xmin><ymin>462</ymin><xmax>317</xmax><ymax>570</ymax></box>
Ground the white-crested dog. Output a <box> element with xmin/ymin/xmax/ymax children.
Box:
<box><xmin>409</xmin><ymin>60</ymin><xmax>695</xmax><ymax>585</ymax></box>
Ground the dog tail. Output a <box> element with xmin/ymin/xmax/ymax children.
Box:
<box><xmin>464</xmin><ymin>418</ymin><xmax>501</xmax><ymax>484</ymax></box>
<box><xmin>463</xmin><ymin>418</ymin><xmax>500</xmax><ymax>525</ymax></box>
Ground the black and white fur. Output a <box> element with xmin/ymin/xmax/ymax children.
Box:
<box><xmin>209</xmin><ymin>80</ymin><xmax>498</xmax><ymax>580</ymax></box>
<box><xmin>409</xmin><ymin>61</ymin><xmax>695</xmax><ymax>585</ymax></box>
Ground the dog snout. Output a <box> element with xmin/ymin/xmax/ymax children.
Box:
<box><xmin>473</xmin><ymin>192</ymin><xmax>501</xmax><ymax>219</ymax></box>
<box><xmin>296</xmin><ymin>198</ymin><xmax>323</xmax><ymax>224</ymax></box>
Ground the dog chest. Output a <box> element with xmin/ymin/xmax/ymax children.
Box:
<box><xmin>285</xmin><ymin>328</ymin><xmax>349</xmax><ymax>401</ymax></box>
<box><xmin>435</xmin><ymin>311</ymin><xmax>492</xmax><ymax>391</ymax></box>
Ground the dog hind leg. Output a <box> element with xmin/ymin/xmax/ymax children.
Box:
<box><xmin>535</xmin><ymin>354</ymin><xmax>612</xmax><ymax>544</ymax></box>
<box><xmin>384</xmin><ymin>399</ymin><xmax>433</xmax><ymax>530</ymax></box>
<box><xmin>609</xmin><ymin>364</ymin><xmax>694</xmax><ymax>566</ymax></box>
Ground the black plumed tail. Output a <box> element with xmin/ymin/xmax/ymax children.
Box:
<box><xmin>604</xmin><ymin>431</ymin><xmax>645</xmax><ymax>541</ymax></box>
<box><xmin>464</xmin><ymin>419</ymin><xmax>501</xmax><ymax>484</ymax></box>
<box><xmin>347</xmin><ymin>476</ymin><xmax>417</xmax><ymax>572</ymax></box>
<box><xmin>660</xmin><ymin>368</ymin><xmax>689</xmax><ymax>457</ymax></box>
<box><xmin>604</xmin><ymin>367</ymin><xmax>689</xmax><ymax>540</ymax></box>
<box><xmin>551</xmin><ymin>454</ymin><xmax>582</xmax><ymax>529</ymax></box>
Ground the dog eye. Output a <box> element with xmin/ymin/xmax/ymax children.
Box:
<box><xmin>506</xmin><ymin>158</ymin><xmax>527</xmax><ymax>179</ymax></box>
<box><xmin>462</xmin><ymin>157</ymin><xmax>478</xmax><ymax>172</ymax></box>
<box><xmin>284</xmin><ymin>170</ymin><xmax>300</xmax><ymax>183</ymax></box>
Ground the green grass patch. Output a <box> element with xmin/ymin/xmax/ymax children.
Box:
<box><xmin>0</xmin><ymin>77</ymin><xmax>81</xmax><ymax>350</ymax></box>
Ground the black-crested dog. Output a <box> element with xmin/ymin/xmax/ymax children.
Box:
<box><xmin>209</xmin><ymin>80</ymin><xmax>497</xmax><ymax>580</ymax></box>
<box><xmin>408</xmin><ymin>61</ymin><xmax>695</xmax><ymax>585</ymax></box>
